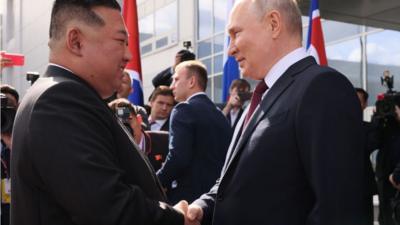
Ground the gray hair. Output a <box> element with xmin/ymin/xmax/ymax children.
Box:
<box><xmin>251</xmin><ymin>0</ymin><xmax>302</xmax><ymax>38</ymax></box>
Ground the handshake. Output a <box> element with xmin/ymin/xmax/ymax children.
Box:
<box><xmin>173</xmin><ymin>200</ymin><xmax>204</xmax><ymax>225</ymax></box>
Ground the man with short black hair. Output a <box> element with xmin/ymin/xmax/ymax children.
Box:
<box><xmin>157</xmin><ymin>60</ymin><xmax>232</xmax><ymax>205</ymax></box>
<box><xmin>11</xmin><ymin>1</ymin><xmax>187</xmax><ymax>225</ymax></box>
<box><xmin>152</xmin><ymin>50</ymin><xmax>196</xmax><ymax>88</ymax></box>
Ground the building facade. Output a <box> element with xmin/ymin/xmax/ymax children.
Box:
<box><xmin>1</xmin><ymin>0</ymin><xmax>399</xmax><ymax>107</ymax></box>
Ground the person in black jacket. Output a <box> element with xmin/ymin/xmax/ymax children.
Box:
<box><xmin>152</xmin><ymin>50</ymin><xmax>195</xmax><ymax>88</ymax></box>
<box><xmin>10</xmin><ymin>1</ymin><xmax>187</xmax><ymax>225</ymax></box>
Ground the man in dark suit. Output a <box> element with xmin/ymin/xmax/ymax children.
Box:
<box><xmin>183</xmin><ymin>0</ymin><xmax>365</xmax><ymax>225</ymax></box>
<box><xmin>148</xmin><ymin>86</ymin><xmax>175</xmax><ymax>132</ymax></box>
<box><xmin>10</xmin><ymin>1</ymin><xmax>187</xmax><ymax>225</ymax></box>
<box><xmin>156</xmin><ymin>61</ymin><xmax>232</xmax><ymax>205</ymax></box>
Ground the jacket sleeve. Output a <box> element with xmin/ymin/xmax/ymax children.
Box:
<box><xmin>295</xmin><ymin>70</ymin><xmax>365</xmax><ymax>225</ymax></box>
<box><xmin>152</xmin><ymin>67</ymin><xmax>173</xmax><ymax>88</ymax></box>
<box><xmin>156</xmin><ymin>103</ymin><xmax>195</xmax><ymax>187</ymax></box>
<box><xmin>29</xmin><ymin>81</ymin><xmax>183</xmax><ymax>225</ymax></box>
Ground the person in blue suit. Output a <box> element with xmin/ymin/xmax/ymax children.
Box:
<box><xmin>157</xmin><ymin>60</ymin><xmax>232</xmax><ymax>205</ymax></box>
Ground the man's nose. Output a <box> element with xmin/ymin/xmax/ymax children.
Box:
<box><xmin>227</xmin><ymin>40</ymin><xmax>237</xmax><ymax>57</ymax></box>
<box><xmin>124</xmin><ymin>46</ymin><xmax>133</xmax><ymax>62</ymax></box>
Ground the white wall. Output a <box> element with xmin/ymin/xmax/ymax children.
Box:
<box><xmin>1</xmin><ymin>0</ymin><xmax>196</xmax><ymax>103</ymax></box>
<box><xmin>1</xmin><ymin>0</ymin><xmax>52</xmax><ymax>97</ymax></box>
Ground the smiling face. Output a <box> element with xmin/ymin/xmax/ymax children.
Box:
<box><xmin>227</xmin><ymin>1</ymin><xmax>274</xmax><ymax>80</ymax></box>
<box><xmin>80</xmin><ymin>7</ymin><xmax>132</xmax><ymax>98</ymax></box>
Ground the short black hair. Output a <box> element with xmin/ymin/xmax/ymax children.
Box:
<box><xmin>355</xmin><ymin>87</ymin><xmax>369</xmax><ymax>102</ymax></box>
<box><xmin>176</xmin><ymin>49</ymin><xmax>196</xmax><ymax>62</ymax></box>
<box><xmin>50</xmin><ymin>0</ymin><xmax>121</xmax><ymax>40</ymax></box>
<box><xmin>1</xmin><ymin>84</ymin><xmax>19</xmax><ymax>103</ymax></box>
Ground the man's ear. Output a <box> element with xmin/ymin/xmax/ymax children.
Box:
<box><xmin>264</xmin><ymin>10</ymin><xmax>281</xmax><ymax>39</ymax></box>
<box><xmin>189</xmin><ymin>75</ymin><xmax>196</xmax><ymax>89</ymax></box>
<box><xmin>66</xmin><ymin>27</ymin><xmax>83</xmax><ymax>56</ymax></box>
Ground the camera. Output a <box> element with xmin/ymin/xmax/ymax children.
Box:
<box><xmin>374</xmin><ymin>70</ymin><xmax>400</xmax><ymax>129</ymax></box>
<box><xmin>116</xmin><ymin>106</ymin><xmax>131</xmax><ymax>124</ymax></box>
<box><xmin>1</xmin><ymin>93</ymin><xmax>16</xmax><ymax>134</ymax></box>
<box><xmin>26</xmin><ymin>72</ymin><xmax>40</xmax><ymax>85</ymax></box>
<box><xmin>183</xmin><ymin>41</ymin><xmax>191</xmax><ymax>50</ymax></box>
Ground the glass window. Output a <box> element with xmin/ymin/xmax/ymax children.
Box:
<box><xmin>156</xmin><ymin>37</ymin><xmax>168</xmax><ymax>49</ymax></box>
<box><xmin>213</xmin><ymin>75</ymin><xmax>223</xmax><ymax>103</ymax></box>
<box><xmin>139</xmin><ymin>14</ymin><xmax>153</xmax><ymax>42</ymax></box>
<box><xmin>155</xmin><ymin>2</ymin><xmax>177</xmax><ymax>36</ymax></box>
<box><xmin>213</xmin><ymin>0</ymin><xmax>227</xmax><ymax>33</ymax></box>
<box><xmin>213</xmin><ymin>34</ymin><xmax>224</xmax><ymax>54</ymax></box>
<box><xmin>326</xmin><ymin>37</ymin><xmax>362</xmax><ymax>87</ymax></box>
<box><xmin>206</xmin><ymin>77</ymin><xmax>212</xmax><ymax>98</ymax></box>
<box><xmin>198</xmin><ymin>0</ymin><xmax>212</xmax><ymax>40</ymax></box>
<box><xmin>366</xmin><ymin>30</ymin><xmax>400</xmax><ymax>106</ymax></box>
<box><xmin>201</xmin><ymin>58</ymin><xmax>212</xmax><ymax>75</ymax></box>
<box><xmin>141</xmin><ymin>43</ymin><xmax>152</xmax><ymax>55</ymax></box>
<box><xmin>197</xmin><ymin>39</ymin><xmax>212</xmax><ymax>58</ymax></box>
<box><xmin>213</xmin><ymin>54</ymin><xmax>223</xmax><ymax>74</ymax></box>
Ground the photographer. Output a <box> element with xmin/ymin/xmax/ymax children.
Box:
<box><xmin>1</xmin><ymin>84</ymin><xmax>19</xmax><ymax>225</ymax></box>
<box><xmin>222</xmin><ymin>78</ymin><xmax>251</xmax><ymax>130</ymax></box>
<box><xmin>373</xmin><ymin>73</ymin><xmax>400</xmax><ymax>225</ymax></box>
<box><xmin>108</xmin><ymin>98</ymin><xmax>169</xmax><ymax>171</ymax></box>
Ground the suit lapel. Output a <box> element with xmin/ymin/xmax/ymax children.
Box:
<box><xmin>221</xmin><ymin>56</ymin><xmax>316</xmax><ymax>178</ymax></box>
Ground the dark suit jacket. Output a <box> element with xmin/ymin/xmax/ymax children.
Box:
<box><xmin>157</xmin><ymin>94</ymin><xmax>232</xmax><ymax>204</ymax></box>
<box><xmin>152</xmin><ymin>67</ymin><xmax>173</xmax><ymax>88</ymax></box>
<box><xmin>193</xmin><ymin>57</ymin><xmax>365</xmax><ymax>225</ymax></box>
<box><xmin>11</xmin><ymin>65</ymin><xmax>183</xmax><ymax>225</ymax></box>
<box><xmin>226</xmin><ymin>108</ymin><xmax>244</xmax><ymax>130</ymax></box>
<box><xmin>144</xmin><ymin>130</ymin><xmax>170</xmax><ymax>171</ymax></box>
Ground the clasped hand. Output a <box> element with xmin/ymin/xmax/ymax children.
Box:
<box><xmin>173</xmin><ymin>200</ymin><xmax>203</xmax><ymax>225</ymax></box>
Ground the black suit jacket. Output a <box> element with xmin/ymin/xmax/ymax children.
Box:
<box><xmin>152</xmin><ymin>67</ymin><xmax>173</xmax><ymax>88</ymax></box>
<box><xmin>193</xmin><ymin>57</ymin><xmax>365</xmax><ymax>225</ymax></box>
<box><xmin>11</xmin><ymin>65</ymin><xmax>183</xmax><ymax>225</ymax></box>
<box><xmin>157</xmin><ymin>94</ymin><xmax>232</xmax><ymax>204</ymax></box>
<box><xmin>144</xmin><ymin>130</ymin><xmax>170</xmax><ymax>171</ymax></box>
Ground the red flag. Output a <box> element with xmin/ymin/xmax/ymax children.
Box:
<box><xmin>122</xmin><ymin>0</ymin><xmax>144</xmax><ymax>106</ymax></box>
<box><xmin>306</xmin><ymin>0</ymin><xmax>327</xmax><ymax>66</ymax></box>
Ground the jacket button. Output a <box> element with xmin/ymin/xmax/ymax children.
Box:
<box><xmin>217</xmin><ymin>194</ymin><xmax>223</xmax><ymax>201</ymax></box>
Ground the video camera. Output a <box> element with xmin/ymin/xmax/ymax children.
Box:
<box><xmin>1</xmin><ymin>93</ymin><xmax>17</xmax><ymax>134</ymax></box>
<box><xmin>374</xmin><ymin>70</ymin><xmax>400</xmax><ymax>129</ymax></box>
<box><xmin>26</xmin><ymin>72</ymin><xmax>40</xmax><ymax>85</ymax></box>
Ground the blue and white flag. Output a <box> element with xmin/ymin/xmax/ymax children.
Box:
<box><xmin>222</xmin><ymin>0</ymin><xmax>240</xmax><ymax>102</ymax></box>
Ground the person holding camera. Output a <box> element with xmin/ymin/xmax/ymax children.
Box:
<box><xmin>108</xmin><ymin>98</ymin><xmax>169</xmax><ymax>171</ymax></box>
<box><xmin>374</xmin><ymin>96</ymin><xmax>400</xmax><ymax>225</ymax></box>
<box><xmin>1</xmin><ymin>84</ymin><xmax>19</xmax><ymax>225</ymax></box>
<box><xmin>222</xmin><ymin>79</ymin><xmax>251</xmax><ymax>130</ymax></box>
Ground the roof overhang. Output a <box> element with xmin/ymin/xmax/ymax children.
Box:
<box><xmin>298</xmin><ymin>0</ymin><xmax>400</xmax><ymax>31</ymax></box>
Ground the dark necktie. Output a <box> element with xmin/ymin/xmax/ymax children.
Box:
<box><xmin>244</xmin><ymin>80</ymin><xmax>268</xmax><ymax>127</ymax></box>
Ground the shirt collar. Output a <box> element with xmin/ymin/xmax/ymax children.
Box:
<box><xmin>264</xmin><ymin>47</ymin><xmax>308</xmax><ymax>89</ymax></box>
<box><xmin>49</xmin><ymin>63</ymin><xmax>74</xmax><ymax>74</ymax></box>
<box><xmin>186</xmin><ymin>92</ymin><xmax>207</xmax><ymax>102</ymax></box>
